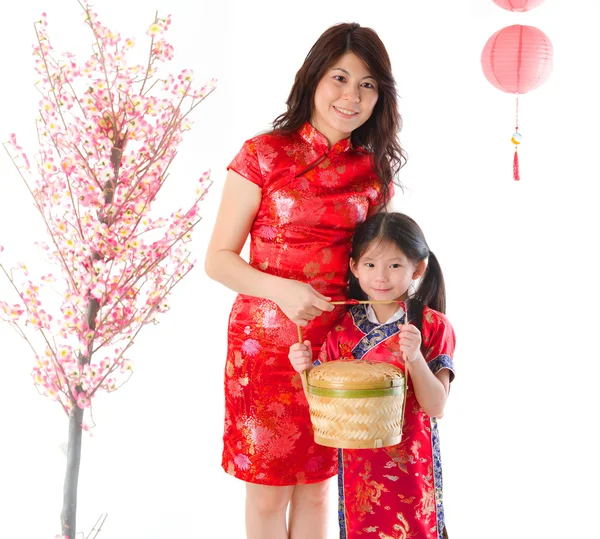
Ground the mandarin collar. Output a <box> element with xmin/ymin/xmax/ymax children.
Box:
<box><xmin>365</xmin><ymin>301</ymin><xmax>407</xmax><ymax>325</ymax></box>
<box><xmin>298</xmin><ymin>121</ymin><xmax>352</xmax><ymax>154</ymax></box>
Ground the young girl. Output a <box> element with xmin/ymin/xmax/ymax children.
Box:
<box><xmin>289</xmin><ymin>212</ymin><xmax>456</xmax><ymax>539</ymax></box>
<box><xmin>205</xmin><ymin>23</ymin><xmax>405</xmax><ymax>539</ymax></box>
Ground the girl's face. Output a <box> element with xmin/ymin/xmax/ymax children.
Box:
<box><xmin>311</xmin><ymin>52</ymin><xmax>379</xmax><ymax>146</ymax></box>
<box><xmin>350</xmin><ymin>242</ymin><xmax>425</xmax><ymax>302</ymax></box>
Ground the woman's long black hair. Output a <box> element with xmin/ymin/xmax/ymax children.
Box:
<box><xmin>272</xmin><ymin>22</ymin><xmax>406</xmax><ymax>204</ymax></box>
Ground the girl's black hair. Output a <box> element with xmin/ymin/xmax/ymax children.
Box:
<box><xmin>349</xmin><ymin>212</ymin><xmax>446</xmax><ymax>328</ymax></box>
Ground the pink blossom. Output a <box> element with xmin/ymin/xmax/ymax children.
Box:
<box><xmin>0</xmin><ymin>302</ymin><xmax>24</xmax><ymax>320</ymax></box>
<box><xmin>9</xmin><ymin>133</ymin><xmax>20</xmax><ymax>149</ymax></box>
<box><xmin>153</xmin><ymin>40</ymin><xmax>174</xmax><ymax>62</ymax></box>
<box><xmin>146</xmin><ymin>22</ymin><xmax>163</xmax><ymax>37</ymax></box>
<box><xmin>0</xmin><ymin>4</ymin><xmax>214</xmax><ymax>418</ymax></box>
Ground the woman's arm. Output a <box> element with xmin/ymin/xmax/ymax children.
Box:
<box><xmin>204</xmin><ymin>170</ymin><xmax>273</xmax><ymax>295</ymax></box>
<box><xmin>204</xmin><ymin>170</ymin><xmax>333</xmax><ymax>326</ymax></box>
<box><xmin>367</xmin><ymin>204</ymin><xmax>383</xmax><ymax>217</ymax></box>
<box><xmin>367</xmin><ymin>178</ymin><xmax>397</xmax><ymax>217</ymax></box>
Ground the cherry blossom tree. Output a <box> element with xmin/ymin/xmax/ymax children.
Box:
<box><xmin>0</xmin><ymin>3</ymin><xmax>215</xmax><ymax>537</ymax></box>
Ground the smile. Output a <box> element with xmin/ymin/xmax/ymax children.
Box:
<box><xmin>333</xmin><ymin>106</ymin><xmax>359</xmax><ymax>117</ymax></box>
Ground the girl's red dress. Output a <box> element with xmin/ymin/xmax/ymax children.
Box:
<box><xmin>317</xmin><ymin>303</ymin><xmax>455</xmax><ymax>539</ymax></box>
<box><xmin>223</xmin><ymin>122</ymin><xmax>389</xmax><ymax>485</ymax></box>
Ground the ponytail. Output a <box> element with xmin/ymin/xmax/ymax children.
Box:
<box><xmin>412</xmin><ymin>252</ymin><xmax>446</xmax><ymax>314</ymax></box>
<box><xmin>406</xmin><ymin>252</ymin><xmax>445</xmax><ymax>341</ymax></box>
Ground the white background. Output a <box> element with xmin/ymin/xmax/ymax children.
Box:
<box><xmin>1</xmin><ymin>0</ymin><xmax>599</xmax><ymax>538</ymax></box>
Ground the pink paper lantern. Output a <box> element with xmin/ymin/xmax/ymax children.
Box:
<box><xmin>481</xmin><ymin>24</ymin><xmax>553</xmax><ymax>94</ymax></box>
<box><xmin>493</xmin><ymin>0</ymin><xmax>545</xmax><ymax>12</ymax></box>
<box><xmin>480</xmin><ymin>24</ymin><xmax>553</xmax><ymax>180</ymax></box>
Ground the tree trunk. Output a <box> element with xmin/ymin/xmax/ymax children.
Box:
<box><xmin>60</xmin><ymin>404</ymin><xmax>84</xmax><ymax>539</ymax></box>
<box><xmin>58</xmin><ymin>128</ymin><xmax>119</xmax><ymax>539</ymax></box>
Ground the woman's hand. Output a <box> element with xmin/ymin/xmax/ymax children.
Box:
<box><xmin>399</xmin><ymin>324</ymin><xmax>424</xmax><ymax>363</ymax></box>
<box><xmin>288</xmin><ymin>340</ymin><xmax>313</xmax><ymax>373</ymax></box>
<box><xmin>270</xmin><ymin>280</ymin><xmax>334</xmax><ymax>326</ymax></box>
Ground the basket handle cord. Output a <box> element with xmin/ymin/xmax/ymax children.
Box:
<box><xmin>297</xmin><ymin>326</ymin><xmax>309</xmax><ymax>388</ymax></box>
<box><xmin>399</xmin><ymin>312</ymin><xmax>410</xmax><ymax>442</ymax></box>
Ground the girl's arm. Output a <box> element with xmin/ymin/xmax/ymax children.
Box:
<box><xmin>204</xmin><ymin>170</ymin><xmax>333</xmax><ymax>326</ymax></box>
<box><xmin>288</xmin><ymin>326</ymin><xmax>341</xmax><ymax>396</ymax></box>
<box><xmin>289</xmin><ymin>340</ymin><xmax>312</xmax><ymax>397</ymax></box>
<box><xmin>289</xmin><ymin>340</ymin><xmax>313</xmax><ymax>374</ymax></box>
<box><xmin>399</xmin><ymin>324</ymin><xmax>450</xmax><ymax>418</ymax></box>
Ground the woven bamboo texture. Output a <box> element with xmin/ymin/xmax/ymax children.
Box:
<box><xmin>307</xmin><ymin>360</ymin><xmax>405</xmax><ymax>449</ymax></box>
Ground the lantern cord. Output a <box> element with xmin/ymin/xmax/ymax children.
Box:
<box><xmin>513</xmin><ymin>96</ymin><xmax>520</xmax><ymax>181</ymax></box>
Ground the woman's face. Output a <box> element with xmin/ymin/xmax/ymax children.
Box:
<box><xmin>311</xmin><ymin>52</ymin><xmax>379</xmax><ymax>146</ymax></box>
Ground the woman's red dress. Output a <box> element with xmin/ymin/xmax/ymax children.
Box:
<box><xmin>222</xmin><ymin>122</ymin><xmax>389</xmax><ymax>485</ymax></box>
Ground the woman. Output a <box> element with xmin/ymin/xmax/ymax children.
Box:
<box><xmin>205</xmin><ymin>22</ymin><xmax>405</xmax><ymax>539</ymax></box>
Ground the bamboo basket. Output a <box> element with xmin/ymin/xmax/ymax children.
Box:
<box><xmin>306</xmin><ymin>360</ymin><xmax>405</xmax><ymax>449</ymax></box>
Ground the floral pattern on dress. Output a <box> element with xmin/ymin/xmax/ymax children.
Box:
<box><xmin>222</xmin><ymin>123</ymin><xmax>390</xmax><ymax>486</ymax></box>
<box><xmin>318</xmin><ymin>305</ymin><xmax>455</xmax><ymax>538</ymax></box>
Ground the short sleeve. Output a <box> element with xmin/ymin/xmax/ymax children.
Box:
<box><xmin>227</xmin><ymin>139</ymin><xmax>264</xmax><ymax>188</ymax></box>
<box><xmin>368</xmin><ymin>177</ymin><xmax>394</xmax><ymax>208</ymax></box>
<box><xmin>377</xmin><ymin>180</ymin><xmax>394</xmax><ymax>206</ymax></box>
<box><xmin>421</xmin><ymin>308</ymin><xmax>456</xmax><ymax>382</ymax></box>
<box><xmin>314</xmin><ymin>329</ymin><xmax>341</xmax><ymax>366</ymax></box>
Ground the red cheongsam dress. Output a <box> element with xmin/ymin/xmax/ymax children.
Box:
<box><xmin>316</xmin><ymin>303</ymin><xmax>456</xmax><ymax>538</ymax></box>
<box><xmin>222</xmin><ymin>122</ymin><xmax>391</xmax><ymax>485</ymax></box>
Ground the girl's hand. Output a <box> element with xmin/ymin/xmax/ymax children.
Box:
<box><xmin>270</xmin><ymin>279</ymin><xmax>334</xmax><ymax>326</ymax></box>
<box><xmin>288</xmin><ymin>340</ymin><xmax>313</xmax><ymax>373</ymax></box>
<box><xmin>399</xmin><ymin>324</ymin><xmax>423</xmax><ymax>363</ymax></box>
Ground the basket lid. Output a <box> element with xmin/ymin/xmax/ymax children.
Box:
<box><xmin>308</xmin><ymin>360</ymin><xmax>404</xmax><ymax>390</ymax></box>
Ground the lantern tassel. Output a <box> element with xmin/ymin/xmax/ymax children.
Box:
<box><xmin>512</xmin><ymin>97</ymin><xmax>521</xmax><ymax>181</ymax></box>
